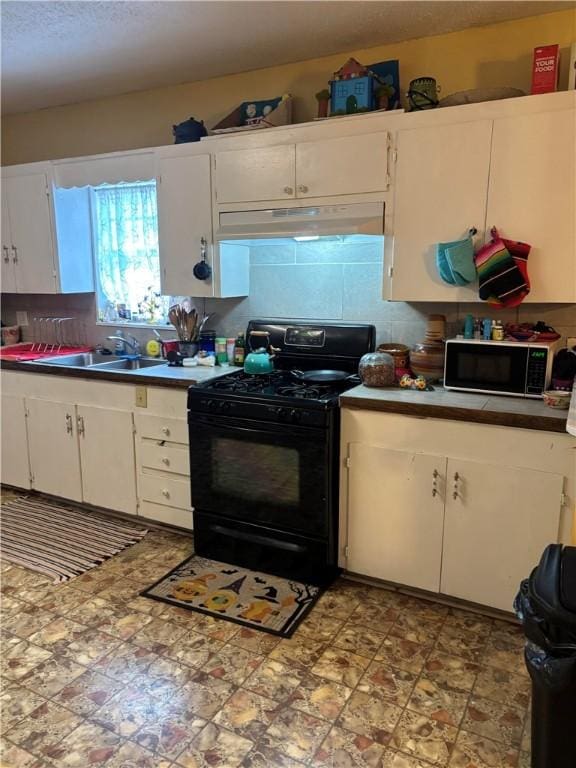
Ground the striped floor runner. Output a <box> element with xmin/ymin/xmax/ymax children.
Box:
<box><xmin>0</xmin><ymin>496</ymin><xmax>148</xmax><ymax>583</ymax></box>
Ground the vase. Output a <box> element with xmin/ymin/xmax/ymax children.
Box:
<box><xmin>409</xmin><ymin>315</ymin><xmax>446</xmax><ymax>382</ymax></box>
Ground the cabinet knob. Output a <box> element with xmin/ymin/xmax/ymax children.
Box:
<box><xmin>77</xmin><ymin>415</ymin><xmax>85</xmax><ymax>437</ymax></box>
<box><xmin>161</xmin><ymin>489</ymin><xmax>170</xmax><ymax>498</ymax></box>
<box><xmin>65</xmin><ymin>413</ymin><xmax>73</xmax><ymax>435</ymax></box>
<box><xmin>161</xmin><ymin>457</ymin><xmax>170</xmax><ymax>466</ymax></box>
<box><xmin>2</xmin><ymin>246</ymin><xmax>9</xmax><ymax>263</ymax></box>
<box><xmin>432</xmin><ymin>468</ymin><xmax>439</xmax><ymax>497</ymax></box>
<box><xmin>161</xmin><ymin>427</ymin><xmax>170</xmax><ymax>436</ymax></box>
<box><xmin>298</xmin><ymin>184</ymin><xmax>309</xmax><ymax>194</ymax></box>
<box><xmin>283</xmin><ymin>186</ymin><xmax>293</xmax><ymax>195</ymax></box>
<box><xmin>11</xmin><ymin>245</ymin><xmax>18</xmax><ymax>263</ymax></box>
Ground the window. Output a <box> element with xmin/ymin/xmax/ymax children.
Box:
<box><xmin>354</xmin><ymin>83</ymin><xmax>365</xmax><ymax>94</ymax></box>
<box><xmin>92</xmin><ymin>181</ymin><xmax>169</xmax><ymax>323</ymax></box>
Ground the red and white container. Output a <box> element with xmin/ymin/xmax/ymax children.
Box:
<box><xmin>531</xmin><ymin>44</ymin><xmax>560</xmax><ymax>95</ymax></box>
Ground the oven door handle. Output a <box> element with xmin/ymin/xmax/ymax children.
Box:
<box><xmin>211</xmin><ymin>524</ymin><xmax>307</xmax><ymax>553</ymax></box>
<box><xmin>188</xmin><ymin>415</ymin><xmax>324</xmax><ymax>437</ymax></box>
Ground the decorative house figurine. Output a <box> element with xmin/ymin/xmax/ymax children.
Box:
<box><xmin>329</xmin><ymin>57</ymin><xmax>383</xmax><ymax>115</ymax></box>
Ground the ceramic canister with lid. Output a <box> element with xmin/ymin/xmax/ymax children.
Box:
<box><xmin>410</xmin><ymin>314</ymin><xmax>446</xmax><ymax>382</ymax></box>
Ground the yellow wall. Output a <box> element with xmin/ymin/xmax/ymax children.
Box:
<box><xmin>2</xmin><ymin>9</ymin><xmax>575</xmax><ymax>165</ymax></box>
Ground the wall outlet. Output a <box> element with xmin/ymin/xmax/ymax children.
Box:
<box><xmin>15</xmin><ymin>311</ymin><xmax>28</xmax><ymax>327</ymax></box>
<box><xmin>135</xmin><ymin>387</ymin><xmax>147</xmax><ymax>408</ymax></box>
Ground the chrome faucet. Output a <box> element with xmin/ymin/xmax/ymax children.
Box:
<box><xmin>105</xmin><ymin>333</ymin><xmax>141</xmax><ymax>355</ymax></box>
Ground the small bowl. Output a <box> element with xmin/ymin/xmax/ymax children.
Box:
<box><xmin>543</xmin><ymin>390</ymin><xmax>571</xmax><ymax>409</ymax></box>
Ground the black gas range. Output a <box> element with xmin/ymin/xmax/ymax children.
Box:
<box><xmin>187</xmin><ymin>320</ymin><xmax>375</xmax><ymax>585</ymax></box>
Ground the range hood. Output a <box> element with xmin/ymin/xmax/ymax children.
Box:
<box><xmin>217</xmin><ymin>202</ymin><xmax>384</xmax><ymax>240</ymax></box>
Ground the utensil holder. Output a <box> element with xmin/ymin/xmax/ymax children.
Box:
<box><xmin>178</xmin><ymin>341</ymin><xmax>199</xmax><ymax>358</ymax></box>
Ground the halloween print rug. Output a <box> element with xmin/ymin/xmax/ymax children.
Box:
<box><xmin>141</xmin><ymin>555</ymin><xmax>322</xmax><ymax>637</ymax></box>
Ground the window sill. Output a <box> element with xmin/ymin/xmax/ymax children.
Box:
<box><xmin>96</xmin><ymin>320</ymin><xmax>173</xmax><ymax>331</ymax></box>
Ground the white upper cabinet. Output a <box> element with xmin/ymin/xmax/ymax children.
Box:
<box><xmin>1</xmin><ymin>171</ymin><xmax>58</xmax><ymax>293</ymax></box>
<box><xmin>388</xmin><ymin>120</ymin><xmax>492</xmax><ymax>302</ymax></box>
<box><xmin>1</xmin><ymin>165</ymin><xmax>94</xmax><ymax>295</ymax></box>
<box><xmin>486</xmin><ymin>109</ymin><xmax>576</xmax><ymax>303</ymax></box>
<box><xmin>388</xmin><ymin>96</ymin><xmax>576</xmax><ymax>303</ymax></box>
<box><xmin>215</xmin><ymin>145</ymin><xmax>296</xmax><ymax>204</ymax></box>
<box><xmin>157</xmin><ymin>152</ymin><xmax>248</xmax><ymax>298</ymax></box>
<box><xmin>214</xmin><ymin>133</ymin><xmax>389</xmax><ymax>204</ymax></box>
<box><xmin>296</xmin><ymin>133</ymin><xmax>389</xmax><ymax>198</ymax></box>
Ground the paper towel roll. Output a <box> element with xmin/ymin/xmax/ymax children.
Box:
<box><xmin>567</xmin><ymin>381</ymin><xmax>576</xmax><ymax>436</ymax></box>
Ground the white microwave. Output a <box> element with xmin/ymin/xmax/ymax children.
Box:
<box><xmin>444</xmin><ymin>338</ymin><xmax>560</xmax><ymax>398</ymax></box>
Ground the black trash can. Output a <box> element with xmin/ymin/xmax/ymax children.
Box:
<box><xmin>514</xmin><ymin>544</ymin><xmax>576</xmax><ymax>768</ymax></box>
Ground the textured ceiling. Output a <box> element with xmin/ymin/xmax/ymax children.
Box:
<box><xmin>1</xmin><ymin>1</ymin><xmax>573</xmax><ymax>114</ymax></box>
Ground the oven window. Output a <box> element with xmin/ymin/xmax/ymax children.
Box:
<box><xmin>457</xmin><ymin>352</ymin><xmax>512</xmax><ymax>384</ymax></box>
<box><xmin>213</xmin><ymin>439</ymin><xmax>299</xmax><ymax>506</ymax></box>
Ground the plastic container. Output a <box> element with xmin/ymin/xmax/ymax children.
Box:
<box><xmin>515</xmin><ymin>544</ymin><xmax>576</xmax><ymax>768</ymax></box>
<box><xmin>215</xmin><ymin>337</ymin><xmax>227</xmax><ymax>365</ymax></box>
<box><xmin>358</xmin><ymin>352</ymin><xmax>395</xmax><ymax>387</ymax></box>
<box><xmin>234</xmin><ymin>334</ymin><xmax>245</xmax><ymax>365</ymax></box>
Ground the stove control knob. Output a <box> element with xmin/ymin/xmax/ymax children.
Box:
<box><xmin>206</xmin><ymin>399</ymin><xmax>217</xmax><ymax>412</ymax></box>
<box><xmin>274</xmin><ymin>407</ymin><xmax>288</xmax><ymax>418</ymax></box>
<box><xmin>290</xmin><ymin>409</ymin><xmax>302</xmax><ymax>423</ymax></box>
<box><xmin>219</xmin><ymin>401</ymin><xmax>231</xmax><ymax>413</ymax></box>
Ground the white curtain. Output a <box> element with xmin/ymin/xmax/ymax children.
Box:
<box><xmin>93</xmin><ymin>181</ymin><xmax>165</xmax><ymax>317</ymax></box>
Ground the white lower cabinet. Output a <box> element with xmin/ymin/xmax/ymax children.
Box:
<box><xmin>441</xmin><ymin>459</ymin><xmax>563</xmax><ymax>611</ymax></box>
<box><xmin>26</xmin><ymin>398</ymin><xmax>83</xmax><ymax>502</ymax></box>
<box><xmin>342</xmin><ymin>410</ymin><xmax>572</xmax><ymax>612</ymax></box>
<box><xmin>1</xmin><ymin>394</ymin><xmax>31</xmax><ymax>489</ymax></box>
<box><xmin>25</xmin><ymin>398</ymin><xmax>137</xmax><ymax>514</ymax></box>
<box><xmin>76</xmin><ymin>405</ymin><xmax>137</xmax><ymax>514</ymax></box>
<box><xmin>134</xmin><ymin>413</ymin><xmax>193</xmax><ymax>530</ymax></box>
<box><xmin>346</xmin><ymin>443</ymin><xmax>446</xmax><ymax>592</ymax></box>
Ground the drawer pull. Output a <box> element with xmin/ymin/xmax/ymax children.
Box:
<box><xmin>298</xmin><ymin>184</ymin><xmax>309</xmax><ymax>194</ymax></box>
<box><xmin>161</xmin><ymin>489</ymin><xmax>170</xmax><ymax>498</ymax></box>
<box><xmin>283</xmin><ymin>186</ymin><xmax>293</xmax><ymax>195</ymax></box>
<box><xmin>162</xmin><ymin>457</ymin><xmax>170</xmax><ymax>466</ymax></box>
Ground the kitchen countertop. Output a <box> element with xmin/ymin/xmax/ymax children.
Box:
<box><xmin>0</xmin><ymin>358</ymin><xmax>240</xmax><ymax>388</ymax></box>
<box><xmin>340</xmin><ymin>385</ymin><xmax>571</xmax><ymax>434</ymax></box>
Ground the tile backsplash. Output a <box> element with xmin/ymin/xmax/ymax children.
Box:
<box><xmin>2</xmin><ymin>239</ymin><xmax>575</xmax><ymax>351</ymax></box>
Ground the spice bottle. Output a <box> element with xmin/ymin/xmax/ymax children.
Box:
<box><xmin>234</xmin><ymin>334</ymin><xmax>245</xmax><ymax>365</ymax></box>
<box><xmin>491</xmin><ymin>320</ymin><xmax>504</xmax><ymax>341</ymax></box>
<box><xmin>226</xmin><ymin>338</ymin><xmax>236</xmax><ymax>365</ymax></box>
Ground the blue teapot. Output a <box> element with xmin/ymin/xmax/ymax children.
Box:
<box><xmin>244</xmin><ymin>331</ymin><xmax>278</xmax><ymax>375</ymax></box>
<box><xmin>172</xmin><ymin>117</ymin><xmax>207</xmax><ymax>144</ymax></box>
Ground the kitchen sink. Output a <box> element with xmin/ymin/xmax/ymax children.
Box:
<box><xmin>35</xmin><ymin>352</ymin><xmax>121</xmax><ymax>367</ymax></box>
<box><xmin>90</xmin><ymin>358</ymin><xmax>166</xmax><ymax>371</ymax></box>
<box><xmin>30</xmin><ymin>353</ymin><xmax>167</xmax><ymax>373</ymax></box>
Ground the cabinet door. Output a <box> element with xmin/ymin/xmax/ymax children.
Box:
<box><xmin>390</xmin><ymin>120</ymin><xmax>492</xmax><ymax>301</ymax></box>
<box><xmin>214</xmin><ymin>145</ymin><xmax>296</xmax><ymax>203</ymax></box>
<box><xmin>346</xmin><ymin>443</ymin><xmax>446</xmax><ymax>592</ymax></box>
<box><xmin>77</xmin><ymin>405</ymin><xmax>137</xmax><ymax>515</ymax></box>
<box><xmin>26</xmin><ymin>398</ymin><xmax>82</xmax><ymax>502</ymax></box>
<box><xmin>1</xmin><ymin>180</ymin><xmax>16</xmax><ymax>293</ymax></box>
<box><xmin>441</xmin><ymin>459</ymin><xmax>563</xmax><ymax>611</ymax></box>
<box><xmin>1</xmin><ymin>395</ymin><xmax>30</xmax><ymax>489</ymax></box>
<box><xmin>486</xmin><ymin>110</ymin><xmax>576</xmax><ymax>302</ymax></box>
<box><xmin>5</xmin><ymin>174</ymin><xmax>57</xmax><ymax>294</ymax></box>
<box><xmin>157</xmin><ymin>154</ymin><xmax>214</xmax><ymax>298</ymax></box>
<box><xmin>296</xmin><ymin>133</ymin><xmax>389</xmax><ymax>198</ymax></box>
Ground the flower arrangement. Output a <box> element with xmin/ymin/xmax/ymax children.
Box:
<box><xmin>138</xmin><ymin>286</ymin><xmax>163</xmax><ymax>323</ymax></box>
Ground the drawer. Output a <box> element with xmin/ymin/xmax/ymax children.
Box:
<box><xmin>139</xmin><ymin>500</ymin><xmax>193</xmax><ymax>531</ymax></box>
<box><xmin>140</xmin><ymin>441</ymin><xmax>190</xmax><ymax>476</ymax></box>
<box><xmin>135</xmin><ymin>414</ymin><xmax>188</xmax><ymax>444</ymax></box>
<box><xmin>139</xmin><ymin>473</ymin><xmax>191</xmax><ymax>511</ymax></box>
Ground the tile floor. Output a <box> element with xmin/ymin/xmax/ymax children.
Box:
<box><xmin>0</xmin><ymin>520</ymin><xmax>532</xmax><ymax>768</ymax></box>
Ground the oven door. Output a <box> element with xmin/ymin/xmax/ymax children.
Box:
<box><xmin>188</xmin><ymin>413</ymin><xmax>331</xmax><ymax>537</ymax></box>
<box><xmin>444</xmin><ymin>342</ymin><xmax>529</xmax><ymax>396</ymax></box>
